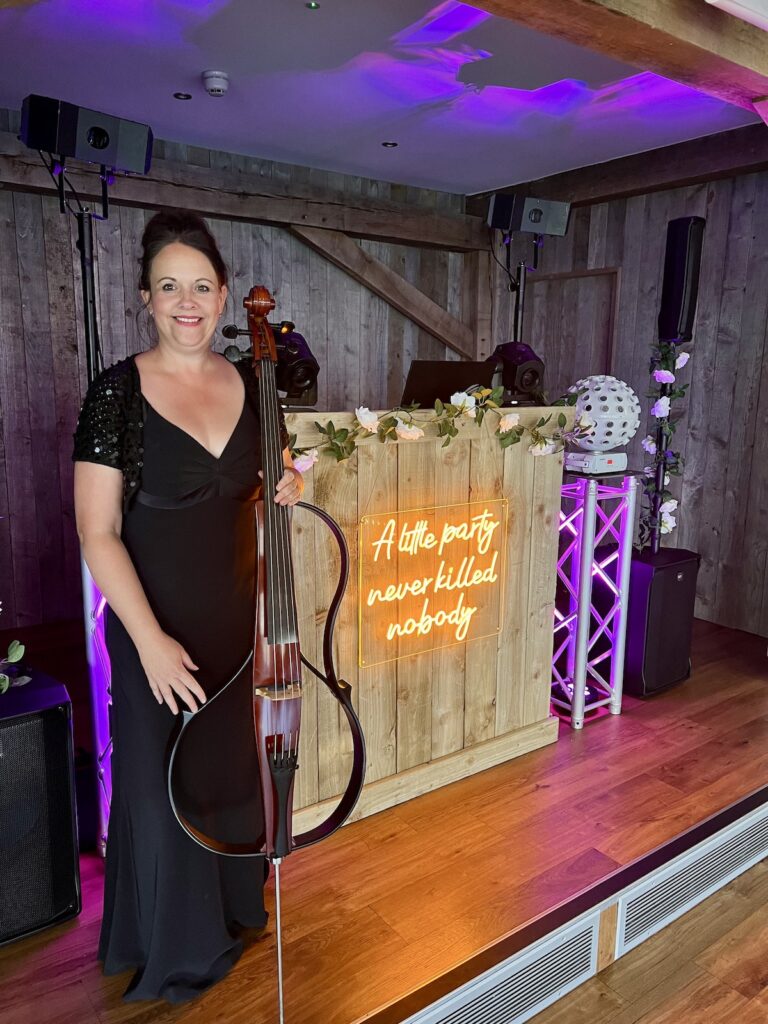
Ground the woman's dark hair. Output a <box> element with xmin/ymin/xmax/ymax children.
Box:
<box><xmin>139</xmin><ymin>210</ymin><xmax>228</xmax><ymax>291</ymax></box>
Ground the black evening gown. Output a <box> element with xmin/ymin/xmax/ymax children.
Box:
<box><xmin>98</xmin><ymin>392</ymin><xmax>269</xmax><ymax>1003</ymax></box>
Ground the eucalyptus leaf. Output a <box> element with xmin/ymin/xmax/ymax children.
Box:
<box><xmin>10</xmin><ymin>675</ymin><xmax>31</xmax><ymax>687</ymax></box>
<box><xmin>557</xmin><ymin>413</ymin><xmax>567</xmax><ymax>429</ymax></box>
<box><xmin>0</xmin><ymin>674</ymin><xmax>8</xmax><ymax>695</ymax></box>
<box><xmin>6</xmin><ymin>641</ymin><xmax>24</xmax><ymax>663</ymax></box>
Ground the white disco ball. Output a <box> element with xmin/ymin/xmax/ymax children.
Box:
<box><xmin>571</xmin><ymin>375</ymin><xmax>641</xmax><ymax>452</ymax></box>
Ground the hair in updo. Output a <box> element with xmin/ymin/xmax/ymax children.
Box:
<box><xmin>138</xmin><ymin>209</ymin><xmax>228</xmax><ymax>291</ymax></box>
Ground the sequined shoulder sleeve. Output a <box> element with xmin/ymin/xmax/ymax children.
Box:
<box><xmin>71</xmin><ymin>362</ymin><xmax>131</xmax><ymax>469</ymax></box>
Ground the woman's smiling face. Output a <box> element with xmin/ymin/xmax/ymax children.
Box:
<box><xmin>141</xmin><ymin>241</ymin><xmax>227</xmax><ymax>352</ymax></box>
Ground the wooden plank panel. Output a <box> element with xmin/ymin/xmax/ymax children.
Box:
<box><xmin>312</xmin><ymin>450</ymin><xmax>359</xmax><ymax>801</ymax></box>
<box><xmin>41</xmin><ymin>196</ymin><xmax>84</xmax><ymax>619</ymax></box>
<box><xmin>396</xmin><ymin>437</ymin><xmax>437</xmax><ymax>771</ymax></box>
<box><xmin>357</xmin><ymin>442</ymin><xmax>398</xmax><ymax>783</ymax></box>
<box><xmin>431</xmin><ymin>439</ymin><xmax>471</xmax><ymax>759</ymax></box>
<box><xmin>15</xmin><ymin>193</ymin><xmax>66</xmax><ymax>621</ymax></box>
<box><xmin>525</xmin><ymin>450</ymin><xmax>566</xmax><ymax>725</ymax></box>
<box><xmin>0</xmin><ymin>191</ymin><xmax>40</xmax><ymax>625</ymax></box>
<box><xmin>698</xmin><ymin>174</ymin><xmax>757</xmax><ymax>623</ymax></box>
<box><xmin>496</xmin><ymin>439</ymin><xmax>535</xmax><ymax>734</ymax></box>
<box><xmin>464</xmin><ymin>432</ymin><xmax>504</xmax><ymax>745</ymax></box>
<box><xmin>290</xmin><ymin>459</ymin><xmax>319</xmax><ymax>811</ymax></box>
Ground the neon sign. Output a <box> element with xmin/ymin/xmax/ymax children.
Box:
<box><xmin>359</xmin><ymin>499</ymin><xmax>507</xmax><ymax>666</ymax></box>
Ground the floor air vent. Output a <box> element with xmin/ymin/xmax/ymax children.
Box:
<box><xmin>618</xmin><ymin>806</ymin><xmax>768</xmax><ymax>955</ymax></box>
<box><xmin>404</xmin><ymin>920</ymin><xmax>598</xmax><ymax>1024</ymax></box>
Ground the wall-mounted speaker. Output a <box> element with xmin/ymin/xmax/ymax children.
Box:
<box><xmin>0</xmin><ymin>672</ymin><xmax>81</xmax><ymax>946</ymax></box>
<box><xmin>487</xmin><ymin>193</ymin><xmax>571</xmax><ymax>237</ymax></box>
<box><xmin>20</xmin><ymin>94</ymin><xmax>153</xmax><ymax>175</ymax></box>
<box><xmin>657</xmin><ymin>216</ymin><xmax>705</xmax><ymax>344</ymax></box>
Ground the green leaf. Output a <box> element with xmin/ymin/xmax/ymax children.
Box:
<box><xmin>476</xmin><ymin>408</ymin><xmax>485</xmax><ymax>426</ymax></box>
<box><xmin>557</xmin><ymin>413</ymin><xmax>567</xmax><ymax>429</ymax></box>
<box><xmin>10</xmin><ymin>675</ymin><xmax>31</xmax><ymax>687</ymax></box>
<box><xmin>435</xmin><ymin>399</ymin><xmax>444</xmax><ymax>415</ymax></box>
<box><xmin>441</xmin><ymin>436</ymin><xmax>451</xmax><ymax>448</ymax></box>
<box><xmin>314</xmin><ymin>421</ymin><xmax>327</xmax><ymax>435</ymax></box>
<box><xmin>6</xmin><ymin>641</ymin><xmax>24</xmax><ymax>664</ymax></box>
<box><xmin>0</xmin><ymin>674</ymin><xmax>8</xmax><ymax>695</ymax></box>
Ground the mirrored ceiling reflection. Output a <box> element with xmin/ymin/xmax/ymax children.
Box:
<box><xmin>0</xmin><ymin>0</ymin><xmax>758</xmax><ymax>191</ymax></box>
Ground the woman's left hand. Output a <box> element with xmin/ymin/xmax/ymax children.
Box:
<box><xmin>274</xmin><ymin>467</ymin><xmax>304</xmax><ymax>506</ymax></box>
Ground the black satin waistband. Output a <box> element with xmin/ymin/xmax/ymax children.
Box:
<box><xmin>135</xmin><ymin>483</ymin><xmax>218</xmax><ymax>509</ymax></box>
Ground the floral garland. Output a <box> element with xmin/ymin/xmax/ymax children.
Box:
<box><xmin>289</xmin><ymin>387</ymin><xmax>593</xmax><ymax>471</ymax></box>
<box><xmin>637</xmin><ymin>344</ymin><xmax>691</xmax><ymax>547</ymax></box>
<box><xmin>0</xmin><ymin>603</ymin><xmax>27</xmax><ymax>695</ymax></box>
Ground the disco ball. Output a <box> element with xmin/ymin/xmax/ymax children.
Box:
<box><xmin>571</xmin><ymin>375</ymin><xmax>641</xmax><ymax>452</ymax></box>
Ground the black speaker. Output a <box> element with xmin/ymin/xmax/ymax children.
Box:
<box><xmin>0</xmin><ymin>671</ymin><xmax>81</xmax><ymax>946</ymax></box>
<box><xmin>624</xmin><ymin>549</ymin><xmax>700</xmax><ymax>696</ymax></box>
<box><xmin>658</xmin><ymin>216</ymin><xmax>705</xmax><ymax>344</ymax></box>
<box><xmin>20</xmin><ymin>94</ymin><xmax>153</xmax><ymax>175</ymax></box>
<box><xmin>487</xmin><ymin>193</ymin><xmax>571</xmax><ymax>237</ymax></box>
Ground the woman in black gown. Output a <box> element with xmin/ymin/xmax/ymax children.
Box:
<box><xmin>73</xmin><ymin>211</ymin><xmax>303</xmax><ymax>1003</ymax></box>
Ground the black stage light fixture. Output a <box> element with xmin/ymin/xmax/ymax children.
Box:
<box><xmin>20</xmin><ymin>94</ymin><xmax>153</xmax><ymax>175</ymax></box>
<box><xmin>487</xmin><ymin>342</ymin><xmax>545</xmax><ymax>406</ymax></box>
<box><xmin>487</xmin><ymin>193</ymin><xmax>570</xmax><ymax>238</ymax></box>
<box><xmin>222</xmin><ymin>321</ymin><xmax>320</xmax><ymax>406</ymax></box>
<box><xmin>275</xmin><ymin>328</ymin><xmax>320</xmax><ymax>405</ymax></box>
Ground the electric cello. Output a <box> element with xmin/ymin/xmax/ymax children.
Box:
<box><xmin>167</xmin><ymin>285</ymin><xmax>366</xmax><ymax>1022</ymax></box>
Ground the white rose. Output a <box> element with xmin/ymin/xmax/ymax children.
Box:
<box><xmin>450</xmin><ymin>391</ymin><xmax>477</xmax><ymax>418</ymax></box>
<box><xmin>293</xmin><ymin>448</ymin><xmax>319</xmax><ymax>474</ymax></box>
<box><xmin>529</xmin><ymin>438</ymin><xmax>558</xmax><ymax>456</ymax></box>
<box><xmin>675</xmin><ymin>352</ymin><xmax>690</xmax><ymax>369</ymax></box>
<box><xmin>576</xmin><ymin>412</ymin><xmax>594</xmax><ymax>432</ymax></box>
<box><xmin>394</xmin><ymin>417</ymin><xmax>425</xmax><ymax>441</ymax></box>
<box><xmin>654</xmin><ymin>369</ymin><xmax>676</xmax><ymax>384</ymax></box>
<box><xmin>355</xmin><ymin>406</ymin><xmax>379</xmax><ymax>433</ymax></box>
<box><xmin>651</xmin><ymin>396</ymin><xmax>671</xmax><ymax>418</ymax></box>
<box><xmin>660</xmin><ymin>512</ymin><xmax>677</xmax><ymax>534</ymax></box>
<box><xmin>641</xmin><ymin>435</ymin><xmax>657</xmax><ymax>455</ymax></box>
<box><xmin>659</xmin><ymin>498</ymin><xmax>678</xmax><ymax>515</ymax></box>
<box><xmin>497</xmin><ymin>412</ymin><xmax>520</xmax><ymax>433</ymax></box>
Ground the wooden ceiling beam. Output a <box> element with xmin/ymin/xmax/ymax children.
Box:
<box><xmin>469</xmin><ymin>0</ymin><xmax>768</xmax><ymax>112</ymax></box>
<box><xmin>0</xmin><ymin>132</ymin><xmax>487</xmax><ymax>252</ymax></box>
<box><xmin>291</xmin><ymin>226</ymin><xmax>475</xmax><ymax>359</ymax></box>
<box><xmin>466</xmin><ymin>124</ymin><xmax>768</xmax><ymax>210</ymax></box>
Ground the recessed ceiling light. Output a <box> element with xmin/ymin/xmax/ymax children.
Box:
<box><xmin>173</xmin><ymin>92</ymin><xmax>192</xmax><ymax>100</ymax></box>
<box><xmin>305</xmin><ymin>2</ymin><xmax>320</xmax><ymax>8</ymax></box>
<box><xmin>381</xmin><ymin>141</ymin><xmax>399</xmax><ymax>148</ymax></box>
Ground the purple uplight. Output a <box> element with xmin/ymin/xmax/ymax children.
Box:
<box><xmin>393</xmin><ymin>1</ymin><xmax>491</xmax><ymax>47</ymax></box>
<box><xmin>81</xmin><ymin>562</ymin><xmax>111</xmax><ymax>854</ymax></box>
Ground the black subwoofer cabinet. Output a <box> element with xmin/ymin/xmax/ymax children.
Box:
<box><xmin>0</xmin><ymin>672</ymin><xmax>81</xmax><ymax>945</ymax></box>
<box><xmin>624</xmin><ymin>549</ymin><xmax>701</xmax><ymax>697</ymax></box>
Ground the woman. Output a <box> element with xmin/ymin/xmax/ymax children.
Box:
<box><xmin>73</xmin><ymin>210</ymin><xmax>303</xmax><ymax>1002</ymax></box>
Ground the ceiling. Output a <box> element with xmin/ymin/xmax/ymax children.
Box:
<box><xmin>0</xmin><ymin>0</ymin><xmax>758</xmax><ymax>194</ymax></box>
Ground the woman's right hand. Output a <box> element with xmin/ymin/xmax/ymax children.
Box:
<box><xmin>137</xmin><ymin>630</ymin><xmax>207</xmax><ymax>715</ymax></box>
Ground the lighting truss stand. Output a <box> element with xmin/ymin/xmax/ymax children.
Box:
<box><xmin>552</xmin><ymin>473</ymin><xmax>637</xmax><ymax>729</ymax></box>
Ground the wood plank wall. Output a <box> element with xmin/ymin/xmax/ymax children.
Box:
<box><xmin>0</xmin><ymin>108</ymin><xmax>466</xmax><ymax>629</ymax></box>
<box><xmin>489</xmin><ymin>175</ymin><xmax>768</xmax><ymax>637</ymax></box>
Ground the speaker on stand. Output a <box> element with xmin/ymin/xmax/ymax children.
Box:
<box><xmin>0</xmin><ymin>671</ymin><xmax>81</xmax><ymax>946</ymax></box>
<box><xmin>625</xmin><ymin>216</ymin><xmax>705</xmax><ymax>696</ymax></box>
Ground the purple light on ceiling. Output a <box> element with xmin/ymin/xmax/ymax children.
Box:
<box><xmin>393</xmin><ymin>0</ymin><xmax>491</xmax><ymax>47</ymax></box>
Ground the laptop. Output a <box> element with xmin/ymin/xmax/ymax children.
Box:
<box><xmin>400</xmin><ymin>360</ymin><xmax>496</xmax><ymax>407</ymax></box>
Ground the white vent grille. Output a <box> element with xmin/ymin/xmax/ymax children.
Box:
<box><xmin>404</xmin><ymin>920</ymin><xmax>598</xmax><ymax>1024</ymax></box>
<box><xmin>619</xmin><ymin>807</ymin><xmax>768</xmax><ymax>954</ymax></box>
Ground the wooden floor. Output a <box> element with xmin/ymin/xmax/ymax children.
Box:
<box><xmin>1</xmin><ymin>619</ymin><xmax>767</xmax><ymax>1024</ymax></box>
<box><xmin>531</xmin><ymin>857</ymin><xmax>768</xmax><ymax>1024</ymax></box>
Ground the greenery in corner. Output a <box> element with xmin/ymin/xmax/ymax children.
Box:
<box><xmin>0</xmin><ymin>639</ymin><xmax>29</xmax><ymax>694</ymax></box>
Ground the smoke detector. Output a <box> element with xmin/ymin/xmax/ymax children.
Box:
<box><xmin>201</xmin><ymin>71</ymin><xmax>230</xmax><ymax>97</ymax></box>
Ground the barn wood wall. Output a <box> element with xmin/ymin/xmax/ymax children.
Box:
<box><xmin>490</xmin><ymin>175</ymin><xmax>768</xmax><ymax>635</ymax></box>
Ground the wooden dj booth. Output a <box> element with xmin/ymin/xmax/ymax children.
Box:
<box><xmin>287</xmin><ymin>407</ymin><xmax>571</xmax><ymax>831</ymax></box>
